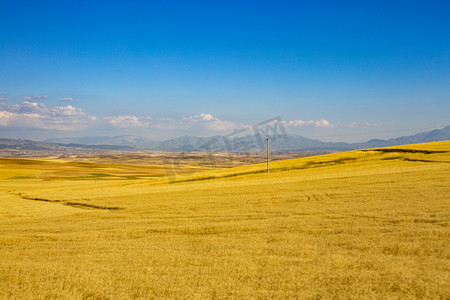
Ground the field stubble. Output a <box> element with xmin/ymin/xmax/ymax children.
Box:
<box><xmin>0</xmin><ymin>141</ymin><xmax>449</xmax><ymax>299</ymax></box>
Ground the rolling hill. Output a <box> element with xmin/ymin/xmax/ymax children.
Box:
<box><xmin>0</xmin><ymin>141</ymin><xmax>449</xmax><ymax>298</ymax></box>
<box><xmin>1</xmin><ymin>125</ymin><xmax>449</xmax><ymax>152</ymax></box>
<box><xmin>0</xmin><ymin>138</ymin><xmax>133</xmax><ymax>151</ymax></box>
<box><xmin>46</xmin><ymin>125</ymin><xmax>450</xmax><ymax>151</ymax></box>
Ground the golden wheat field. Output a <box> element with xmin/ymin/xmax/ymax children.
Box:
<box><xmin>0</xmin><ymin>141</ymin><xmax>449</xmax><ymax>299</ymax></box>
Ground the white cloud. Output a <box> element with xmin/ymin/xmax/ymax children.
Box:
<box><xmin>183</xmin><ymin>113</ymin><xmax>215</xmax><ymax>122</ymax></box>
<box><xmin>0</xmin><ymin>101</ymin><xmax>95</xmax><ymax>130</ymax></box>
<box><xmin>159</xmin><ymin>117</ymin><xmax>174</xmax><ymax>121</ymax></box>
<box><xmin>104</xmin><ymin>115</ymin><xmax>148</xmax><ymax>128</ymax></box>
<box><xmin>23</xmin><ymin>95</ymin><xmax>47</xmax><ymax>100</ymax></box>
<box><xmin>0</xmin><ymin>97</ymin><xmax>8</xmax><ymax>101</ymax></box>
<box><xmin>0</xmin><ymin>111</ymin><xmax>15</xmax><ymax>126</ymax></box>
<box><xmin>342</xmin><ymin>122</ymin><xmax>380</xmax><ymax>128</ymax></box>
<box><xmin>314</xmin><ymin>119</ymin><xmax>330</xmax><ymax>127</ymax></box>
<box><xmin>288</xmin><ymin>120</ymin><xmax>311</xmax><ymax>126</ymax></box>
<box><xmin>287</xmin><ymin>119</ymin><xmax>332</xmax><ymax>128</ymax></box>
<box><xmin>53</xmin><ymin>105</ymin><xmax>87</xmax><ymax>116</ymax></box>
<box><xmin>0</xmin><ymin>101</ymin><xmax>288</xmax><ymax>136</ymax></box>
<box><xmin>182</xmin><ymin>113</ymin><xmax>237</xmax><ymax>131</ymax></box>
<box><xmin>58</xmin><ymin>98</ymin><xmax>73</xmax><ymax>102</ymax></box>
<box><xmin>199</xmin><ymin>113</ymin><xmax>214</xmax><ymax>121</ymax></box>
<box><xmin>207</xmin><ymin>118</ymin><xmax>237</xmax><ymax>130</ymax></box>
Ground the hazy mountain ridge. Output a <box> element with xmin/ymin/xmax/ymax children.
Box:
<box><xmin>45</xmin><ymin>135</ymin><xmax>158</xmax><ymax>148</ymax></box>
<box><xmin>45</xmin><ymin>125</ymin><xmax>450</xmax><ymax>151</ymax></box>
<box><xmin>0</xmin><ymin>138</ymin><xmax>64</xmax><ymax>151</ymax></box>
<box><xmin>0</xmin><ymin>138</ymin><xmax>133</xmax><ymax>151</ymax></box>
<box><xmin>1</xmin><ymin>126</ymin><xmax>449</xmax><ymax>152</ymax></box>
<box><xmin>352</xmin><ymin>126</ymin><xmax>450</xmax><ymax>149</ymax></box>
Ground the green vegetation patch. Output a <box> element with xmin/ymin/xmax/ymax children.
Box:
<box><xmin>367</xmin><ymin>148</ymin><xmax>449</xmax><ymax>154</ymax></box>
<box><xmin>89</xmin><ymin>173</ymin><xmax>114</xmax><ymax>177</ymax></box>
<box><xmin>7</xmin><ymin>176</ymin><xmax>36</xmax><ymax>180</ymax></box>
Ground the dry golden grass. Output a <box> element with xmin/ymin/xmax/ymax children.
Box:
<box><xmin>0</xmin><ymin>141</ymin><xmax>449</xmax><ymax>299</ymax></box>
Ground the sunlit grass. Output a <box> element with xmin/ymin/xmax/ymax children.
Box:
<box><xmin>0</xmin><ymin>141</ymin><xmax>449</xmax><ymax>298</ymax></box>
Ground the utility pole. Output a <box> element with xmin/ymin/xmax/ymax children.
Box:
<box><xmin>266</xmin><ymin>137</ymin><xmax>269</xmax><ymax>173</ymax></box>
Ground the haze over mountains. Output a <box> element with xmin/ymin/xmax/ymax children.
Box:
<box><xmin>1</xmin><ymin>126</ymin><xmax>449</xmax><ymax>153</ymax></box>
<box><xmin>42</xmin><ymin>125</ymin><xmax>450</xmax><ymax>151</ymax></box>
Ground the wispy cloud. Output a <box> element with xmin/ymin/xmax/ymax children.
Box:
<box><xmin>286</xmin><ymin>119</ymin><xmax>332</xmax><ymax>128</ymax></box>
<box><xmin>1</xmin><ymin>98</ymin><xmax>373</xmax><ymax>138</ymax></box>
<box><xmin>104</xmin><ymin>115</ymin><xmax>148</xmax><ymax>128</ymax></box>
<box><xmin>285</xmin><ymin>119</ymin><xmax>382</xmax><ymax>129</ymax></box>
<box><xmin>0</xmin><ymin>101</ymin><xmax>95</xmax><ymax>130</ymax></box>
<box><xmin>198</xmin><ymin>113</ymin><xmax>214</xmax><ymax>121</ymax></box>
<box><xmin>0</xmin><ymin>93</ymin><xmax>8</xmax><ymax>101</ymax></box>
<box><xmin>182</xmin><ymin>113</ymin><xmax>237</xmax><ymax>131</ymax></box>
<box><xmin>341</xmin><ymin>122</ymin><xmax>381</xmax><ymax>128</ymax></box>
<box><xmin>22</xmin><ymin>95</ymin><xmax>48</xmax><ymax>100</ymax></box>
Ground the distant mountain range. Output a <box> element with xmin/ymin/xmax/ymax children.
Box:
<box><xmin>0</xmin><ymin>138</ymin><xmax>133</xmax><ymax>151</ymax></box>
<box><xmin>45</xmin><ymin>135</ymin><xmax>158</xmax><ymax>149</ymax></box>
<box><xmin>1</xmin><ymin>126</ymin><xmax>449</xmax><ymax>153</ymax></box>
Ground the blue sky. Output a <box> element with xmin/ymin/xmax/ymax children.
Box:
<box><xmin>0</xmin><ymin>0</ymin><xmax>449</xmax><ymax>142</ymax></box>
